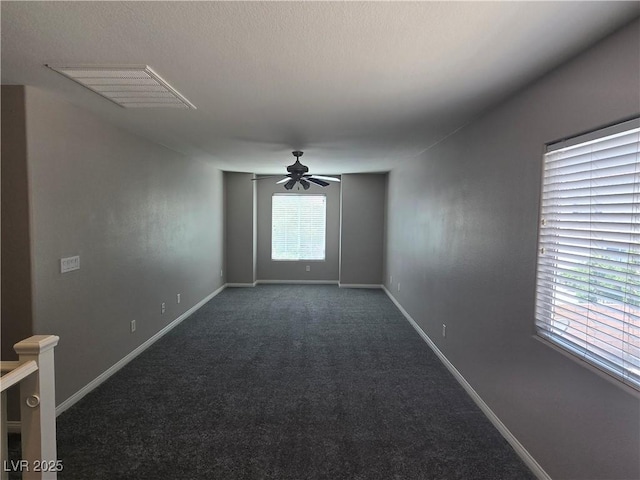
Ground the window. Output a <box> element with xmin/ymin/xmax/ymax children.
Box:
<box><xmin>272</xmin><ymin>194</ymin><xmax>326</xmax><ymax>261</ymax></box>
<box><xmin>535</xmin><ymin>118</ymin><xmax>640</xmax><ymax>390</ymax></box>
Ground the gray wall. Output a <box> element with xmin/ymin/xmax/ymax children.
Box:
<box><xmin>11</xmin><ymin>86</ymin><xmax>225</xmax><ymax>406</ymax></box>
<box><xmin>256</xmin><ymin>178</ymin><xmax>340</xmax><ymax>281</ymax></box>
<box><xmin>1</xmin><ymin>86</ymin><xmax>33</xmax><ymax>360</ymax></box>
<box><xmin>224</xmin><ymin>172</ymin><xmax>257</xmax><ymax>284</ymax></box>
<box><xmin>385</xmin><ymin>20</ymin><xmax>640</xmax><ymax>480</ymax></box>
<box><xmin>340</xmin><ymin>174</ymin><xmax>386</xmax><ymax>286</ymax></box>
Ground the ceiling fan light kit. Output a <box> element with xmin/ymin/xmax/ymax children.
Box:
<box><xmin>252</xmin><ymin>151</ymin><xmax>341</xmax><ymax>190</ymax></box>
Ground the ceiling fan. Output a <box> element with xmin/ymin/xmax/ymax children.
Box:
<box><xmin>252</xmin><ymin>151</ymin><xmax>340</xmax><ymax>190</ymax></box>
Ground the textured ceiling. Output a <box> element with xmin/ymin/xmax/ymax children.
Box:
<box><xmin>2</xmin><ymin>2</ymin><xmax>638</xmax><ymax>174</ymax></box>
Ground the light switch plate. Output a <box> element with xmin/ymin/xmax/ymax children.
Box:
<box><xmin>60</xmin><ymin>256</ymin><xmax>80</xmax><ymax>273</ymax></box>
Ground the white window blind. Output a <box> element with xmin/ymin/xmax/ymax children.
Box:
<box><xmin>535</xmin><ymin>118</ymin><xmax>640</xmax><ymax>390</ymax></box>
<box><xmin>272</xmin><ymin>194</ymin><xmax>326</xmax><ymax>261</ymax></box>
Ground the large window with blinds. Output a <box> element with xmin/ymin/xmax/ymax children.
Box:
<box><xmin>272</xmin><ymin>194</ymin><xmax>326</xmax><ymax>261</ymax></box>
<box><xmin>535</xmin><ymin>118</ymin><xmax>640</xmax><ymax>390</ymax></box>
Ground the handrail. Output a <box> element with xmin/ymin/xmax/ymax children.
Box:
<box><xmin>1</xmin><ymin>362</ymin><xmax>23</xmax><ymax>373</ymax></box>
<box><xmin>0</xmin><ymin>360</ymin><xmax>38</xmax><ymax>392</ymax></box>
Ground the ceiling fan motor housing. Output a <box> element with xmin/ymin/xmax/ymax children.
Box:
<box><xmin>287</xmin><ymin>152</ymin><xmax>309</xmax><ymax>175</ymax></box>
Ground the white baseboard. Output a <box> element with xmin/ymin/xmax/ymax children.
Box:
<box><xmin>338</xmin><ymin>283</ymin><xmax>383</xmax><ymax>289</ymax></box>
<box><xmin>226</xmin><ymin>282</ymin><xmax>257</xmax><ymax>287</ymax></box>
<box><xmin>255</xmin><ymin>280</ymin><xmax>338</xmax><ymax>285</ymax></box>
<box><xmin>56</xmin><ymin>284</ymin><xmax>226</xmax><ymax>416</ymax></box>
<box><xmin>382</xmin><ymin>286</ymin><xmax>552</xmax><ymax>480</ymax></box>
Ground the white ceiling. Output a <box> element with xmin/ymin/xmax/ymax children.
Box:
<box><xmin>2</xmin><ymin>1</ymin><xmax>638</xmax><ymax>174</ymax></box>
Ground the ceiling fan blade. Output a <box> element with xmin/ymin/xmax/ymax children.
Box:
<box><xmin>306</xmin><ymin>175</ymin><xmax>340</xmax><ymax>182</ymax></box>
<box><xmin>251</xmin><ymin>175</ymin><xmax>285</xmax><ymax>181</ymax></box>
<box><xmin>276</xmin><ymin>176</ymin><xmax>291</xmax><ymax>184</ymax></box>
<box><xmin>307</xmin><ymin>177</ymin><xmax>330</xmax><ymax>187</ymax></box>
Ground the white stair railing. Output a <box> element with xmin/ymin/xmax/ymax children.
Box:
<box><xmin>1</xmin><ymin>335</ymin><xmax>60</xmax><ymax>480</ymax></box>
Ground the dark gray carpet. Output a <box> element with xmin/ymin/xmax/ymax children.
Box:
<box><xmin>55</xmin><ymin>285</ymin><xmax>535</xmax><ymax>479</ymax></box>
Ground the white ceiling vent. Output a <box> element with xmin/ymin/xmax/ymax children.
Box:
<box><xmin>45</xmin><ymin>64</ymin><xmax>196</xmax><ymax>109</ymax></box>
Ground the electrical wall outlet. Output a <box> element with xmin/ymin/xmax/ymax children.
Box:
<box><xmin>442</xmin><ymin>324</ymin><xmax>447</xmax><ymax>338</ymax></box>
<box><xmin>177</xmin><ymin>293</ymin><xmax>181</xmax><ymax>304</ymax></box>
<box><xmin>306</xmin><ymin>265</ymin><xmax>311</xmax><ymax>272</ymax></box>
<box><xmin>130</xmin><ymin>320</ymin><xmax>136</xmax><ymax>333</ymax></box>
<box><xmin>220</xmin><ymin>269</ymin><xmax>223</xmax><ymax>277</ymax></box>
<box><xmin>161</xmin><ymin>302</ymin><xmax>166</xmax><ymax>314</ymax></box>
